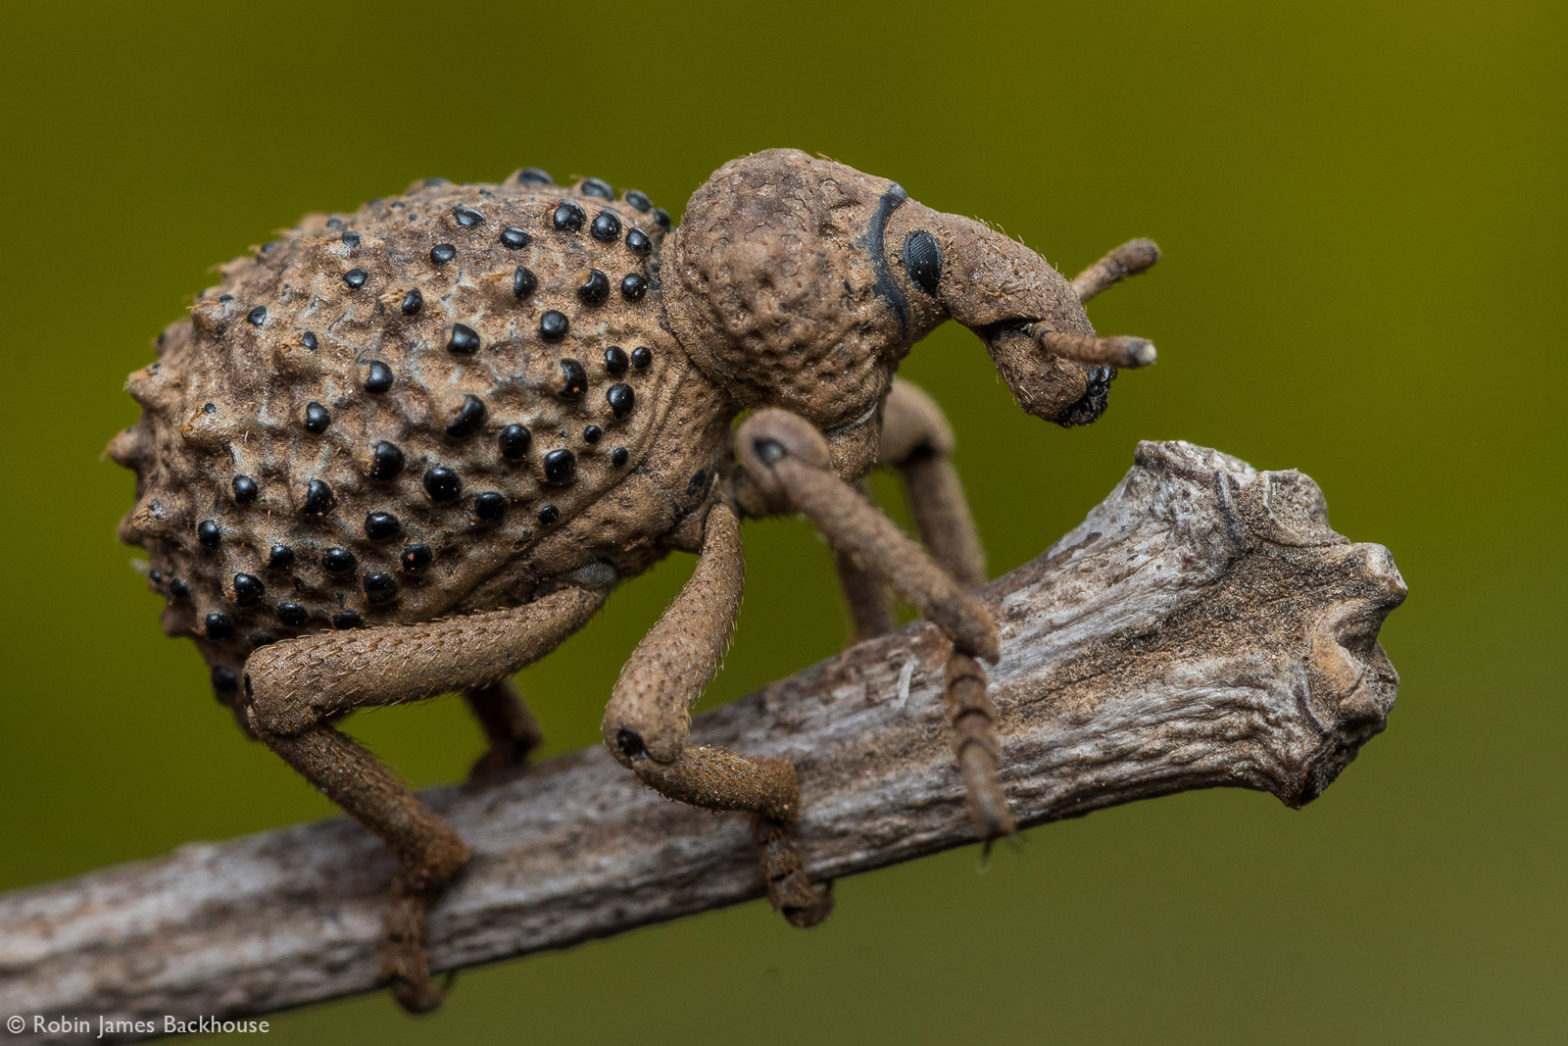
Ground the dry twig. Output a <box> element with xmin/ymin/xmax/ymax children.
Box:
<box><xmin>0</xmin><ymin>442</ymin><xmax>1405</xmax><ymax>1043</ymax></box>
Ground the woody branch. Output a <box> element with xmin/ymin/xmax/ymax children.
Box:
<box><xmin>0</xmin><ymin>441</ymin><xmax>1405</xmax><ymax>1042</ymax></box>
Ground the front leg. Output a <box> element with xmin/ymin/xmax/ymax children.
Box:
<box><xmin>602</xmin><ymin>504</ymin><xmax>833</xmax><ymax>927</ymax></box>
<box><xmin>737</xmin><ymin>407</ymin><xmax>1014</xmax><ymax>841</ymax></box>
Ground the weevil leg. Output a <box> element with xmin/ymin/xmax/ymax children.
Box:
<box><xmin>602</xmin><ymin>503</ymin><xmax>834</xmax><ymax>927</ymax></box>
<box><xmin>738</xmin><ymin>407</ymin><xmax>1014</xmax><ymax>842</ymax></box>
<box><xmin>873</xmin><ymin>380</ymin><xmax>1012</xmax><ymax>838</ymax></box>
<box><xmin>878</xmin><ymin>379</ymin><xmax>987</xmax><ymax>590</ymax></box>
<box><xmin>462</xmin><ymin>679</ymin><xmax>544</xmax><ymax>788</ymax></box>
<box><xmin>244</xmin><ymin>587</ymin><xmax>605</xmax><ymax>1012</ymax></box>
<box><xmin>263</xmin><ymin>724</ymin><xmax>468</xmax><ymax>1014</ymax></box>
<box><xmin>834</xmin><ymin>490</ymin><xmax>895</xmax><ymax>643</ymax></box>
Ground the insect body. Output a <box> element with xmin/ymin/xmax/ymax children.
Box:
<box><xmin>108</xmin><ymin>149</ymin><xmax>1159</xmax><ymax>1011</ymax></box>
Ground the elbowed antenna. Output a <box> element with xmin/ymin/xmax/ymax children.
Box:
<box><xmin>1070</xmin><ymin>238</ymin><xmax>1161</xmax><ymax>302</ymax></box>
<box><xmin>1030</xmin><ymin>329</ymin><xmax>1158</xmax><ymax>368</ymax></box>
<box><xmin>1019</xmin><ymin>238</ymin><xmax>1164</xmax><ymax>368</ymax></box>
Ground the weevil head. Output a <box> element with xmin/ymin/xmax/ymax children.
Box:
<box><xmin>664</xmin><ymin>149</ymin><xmax>1125</xmax><ymax>433</ymax></box>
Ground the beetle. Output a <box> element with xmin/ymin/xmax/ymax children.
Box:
<box><xmin>108</xmin><ymin>148</ymin><xmax>1158</xmax><ymax>1010</ymax></box>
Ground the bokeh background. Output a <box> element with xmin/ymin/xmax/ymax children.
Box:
<box><xmin>2</xmin><ymin>0</ymin><xmax>1563</xmax><ymax>1042</ymax></box>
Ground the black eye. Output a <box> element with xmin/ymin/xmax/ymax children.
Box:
<box><xmin>902</xmin><ymin>230</ymin><xmax>943</xmax><ymax>296</ymax></box>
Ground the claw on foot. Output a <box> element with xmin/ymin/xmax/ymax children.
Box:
<box><xmin>752</xmin><ymin>814</ymin><xmax>835</xmax><ymax>928</ymax></box>
<box><xmin>382</xmin><ymin>880</ymin><xmax>451</xmax><ymax>1015</ymax></box>
<box><xmin>945</xmin><ymin>653</ymin><xmax>1017</xmax><ymax>842</ymax></box>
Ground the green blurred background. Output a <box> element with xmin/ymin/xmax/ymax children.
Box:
<box><xmin>2</xmin><ymin>0</ymin><xmax>1563</xmax><ymax>1041</ymax></box>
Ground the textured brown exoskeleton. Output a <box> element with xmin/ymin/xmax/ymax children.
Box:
<box><xmin>108</xmin><ymin>149</ymin><xmax>1160</xmax><ymax>1011</ymax></box>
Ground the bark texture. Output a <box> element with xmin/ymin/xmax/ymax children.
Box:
<box><xmin>0</xmin><ymin>441</ymin><xmax>1405</xmax><ymax>1043</ymax></box>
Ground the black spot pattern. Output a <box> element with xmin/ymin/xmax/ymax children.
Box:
<box><xmin>122</xmin><ymin>169</ymin><xmax>687</xmax><ymax>664</ymax></box>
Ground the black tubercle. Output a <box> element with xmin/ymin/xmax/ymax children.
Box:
<box><xmin>304</xmin><ymin>402</ymin><xmax>331</xmax><ymax>434</ymax></box>
<box><xmin>364</xmin><ymin>573</ymin><xmax>400</xmax><ymax>604</ymax></box>
<box><xmin>591</xmin><ymin>211</ymin><xmax>621</xmax><ymax>242</ymax></box>
<box><xmin>578</xmin><ymin>269</ymin><xmax>610</xmax><ymax>305</ymax></box>
<box><xmin>445</xmin><ymin>394</ymin><xmax>488</xmax><ymax>438</ymax></box>
<box><xmin>556</xmin><ymin>359</ymin><xmax>588</xmax><ymax>398</ymax></box>
<box><xmin>607</xmin><ymin>383</ymin><xmax>635</xmax><ymax>419</ymax></box>
<box><xmin>371</xmin><ymin>441</ymin><xmax>405</xmax><ymax>480</ymax></box>
<box><xmin>301</xmin><ymin>479</ymin><xmax>335</xmax><ymax>515</ymax></box>
<box><xmin>365</xmin><ymin>511</ymin><xmax>402</xmax><ymax>541</ymax></box>
<box><xmin>448</xmin><ymin>323</ymin><xmax>481</xmax><ymax>354</ymax></box>
<box><xmin>540</xmin><ymin>310</ymin><xmax>569</xmax><ymax>340</ymax></box>
<box><xmin>364</xmin><ymin>360</ymin><xmax>394</xmax><ymax>394</ymax></box>
<box><xmin>543</xmin><ymin>449</ymin><xmax>577</xmax><ymax>486</ymax></box>
<box><xmin>474</xmin><ymin>492</ymin><xmax>508</xmax><ymax>522</ymax></box>
<box><xmin>553</xmin><ymin>201</ymin><xmax>586</xmax><ymax>232</ymax></box>
<box><xmin>424</xmin><ymin>466</ymin><xmax>463</xmax><ymax>503</ymax></box>
<box><xmin>902</xmin><ymin>230</ymin><xmax>943</xmax><ymax>296</ymax></box>
<box><xmin>498</xmin><ymin>424</ymin><xmax>532</xmax><ymax>461</ymax></box>
<box><xmin>233</xmin><ymin>573</ymin><xmax>264</xmax><ymax>605</ymax></box>
<box><xmin>322</xmin><ymin>547</ymin><xmax>357</xmax><ymax>574</ymax></box>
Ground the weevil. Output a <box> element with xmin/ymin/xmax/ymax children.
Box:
<box><xmin>108</xmin><ymin>149</ymin><xmax>1159</xmax><ymax>1011</ymax></box>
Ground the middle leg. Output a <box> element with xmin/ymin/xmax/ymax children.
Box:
<box><xmin>875</xmin><ymin>378</ymin><xmax>1011</xmax><ymax>837</ymax></box>
<box><xmin>602</xmin><ymin>503</ymin><xmax>833</xmax><ymax>927</ymax></box>
<box><xmin>739</xmin><ymin>404</ymin><xmax>1014</xmax><ymax>840</ymax></box>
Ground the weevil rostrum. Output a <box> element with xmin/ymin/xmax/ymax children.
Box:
<box><xmin>108</xmin><ymin>149</ymin><xmax>1160</xmax><ymax>1011</ymax></box>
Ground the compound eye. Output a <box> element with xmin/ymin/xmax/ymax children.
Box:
<box><xmin>902</xmin><ymin>230</ymin><xmax>943</xmax><ymax>296</ymax></box>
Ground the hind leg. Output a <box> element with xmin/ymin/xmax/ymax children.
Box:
<box><xmin>602</xmin><ymin>504</ymin><xmax>833</xmax><ymax>926</ymax></box>
<box><xmin>243</xmin><ymin>587</ymin><xmax>604</xmax><ymax>1010</ymax></box>
<box><xmin>463</xmin><ymin>680</ymin><xmax>543</xmax><ymax>787</ymax></box>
